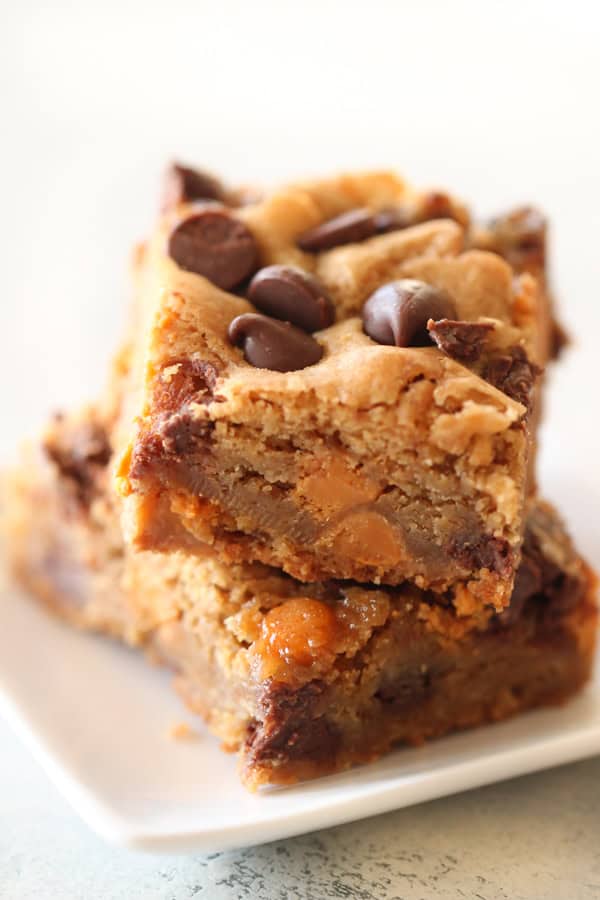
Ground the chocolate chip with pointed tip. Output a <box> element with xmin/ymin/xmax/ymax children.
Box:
<box><xmin>162</xmin><ymin>163</ymin><xmax>225</xmax><ymax>211</ymax></box>
<box><xmin>297</xmin><ymin>208</ymin><xmax>377</xmax><ymax>252</ymax></box>
<box><xmin>228</xmin><ymin>313</ymin><xmax>323</xmax><ymax>371</ymax></box>
<box><xmin>168</xmin><ymin>208</ymin><xmax>258</xmax><ymax>290</ymax></box>
<box><xmin>363</xmin><ymin>279</ymin><xmax>457</xmax><ymax>347</ymax></box>
<box><xmin>248</xmin><ymin>265</ymin><xmax>334</xmax><ymax>332</ymax></box>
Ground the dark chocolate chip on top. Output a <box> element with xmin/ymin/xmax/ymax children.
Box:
<box><xmin>161</xmin><ymin>163</ymin><xmax>225</xmax><ymax>211</ymax></box>
<box><xmin>228</xmin><ymin>313</ymin><xmax>323</xmax><ymax>372</ymax></box>
<box><xmin>168</xmin><ymin>208</ymin><xmax>258</xmax><ymax>290</ymax></box>
<box><xmin>297</xmin><ymin>208</ymin><xmax>377</xmax><ymax>252</ymax></box>
<box><xmin>248</xmin><ymin>265</ymin><xmax>334</xmax><ymax>332</ymax></box>
<box><xmin>363</xmin><ymin>279</ymin><xmax>457</xmax><ymax>348</ymax></box>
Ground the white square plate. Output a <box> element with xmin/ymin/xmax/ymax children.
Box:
<box><xmin>2</xmin><ymin>341</ymin><xmax>600</xmax><ymax>854</ymax></box>
<box><xmin>0</xmin><ymin>577</ymin><xmax>599</xmax><ymax>854</ymax></box>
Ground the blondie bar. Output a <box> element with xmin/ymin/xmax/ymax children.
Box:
<box><xmin>116</xmin><ymin>169</ymin><xmax>556</xmax><ymax>613</ymax></box>
<box><xmin>6</xmin><ymin>404</ymin><xmax>596</xmax><ymax>789</ymax></box>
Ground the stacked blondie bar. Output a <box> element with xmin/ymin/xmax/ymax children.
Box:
<box><xmin>5</xmin><ymin>167</ymin><xmax>597</xmax><ymax>788</ymax></box>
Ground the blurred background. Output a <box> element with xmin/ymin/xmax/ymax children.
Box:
<box><xmin>2</xmin><ymin>0</ymin><xmax>599</xmax><ymax>557</ymax></box>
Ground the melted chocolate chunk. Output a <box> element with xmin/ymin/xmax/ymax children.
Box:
<box><xmin>168</xmin><ymin>208</ymin><xmax>258</xmax><ymax>290</ymax></box>
<box><xmin>153</xmin><ymin>359</ymin><xmax>222</xmax><ymax>413</ymax></box>
<box><xmin>544</xmin><ymin>573</ymin><xmax>586</xmax><ymax>615</ymax></box>
<box><xmin>44</xmin><ymin>421</ymin><xmax>111</xmax><ymax>507</ymax></box>
<box><xmin>248</xmin><ymin>265</ymin><xmax>334</xmax><ymax>332</ymax></box>
<box><xmin>489</xmin><ymin>206</ymin><xmax>547</xmax><ymax>270</ymax></box>
<box><xmin>495</xmin><ymin>503</ymin><xmax>587</xmax><ymax>627</ymax></box>
<box><xmin>129</xmin><ymin>411</ymin><xmax>214</xmax><ymax>480</ymax></box>
<box><xmin>244</xmin><ymin>681</ymin><xmax>340</xmax><ymax>766</ymax></box>
<box><xmin>228</xmin><ymin>313</ymin><xmax>323</xmax><ymax>371</ymax></box>
<box><xmin>161</xmin><ymin>163</ymin><xmax>224</xmax><ymax>210</ymax></box>
<box><xmin>485</xmin><ymin>347</ymin><xmax>541</xmax><ymax>408</ymax></box>
<box><xmin>363</xmin><ymin>279</ymin><xmax>457</xmax><ymax>348</ymax></box>
<box><xmin>448</xmin><ymin>534</ymin><xmax>513</xmax><ymax>577</ymax></box>
<box><xmin>427</xmin><ymin>318</ymin><xmax>495</xmax><ymax>363</ymax></box>
<box><xmin>496</xmin><ymin>555</ymin><xmax>542</xmax><ymax>627</ymax></box>
<box><xmin>156</xmin><ymin>410</ymin><xmax>214</xmax><ymax>458</ymax></box>
<box><xmin>297</xmin><ymin>208</ymin><xmax>377</xmax><ymax>252</ymax></box>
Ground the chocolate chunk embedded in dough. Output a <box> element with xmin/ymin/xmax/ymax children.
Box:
<box><xmin>489</xmin><ymin>205</ymin><xmax>547</xmax><ymax>269</ymax></box>
<box><xmin>43</xmin><ymin>421</ymin><xmax>111</xmax><ymax>507</ymax></box>
<box><xmin>485</xmin><ymin>347</ymin><xmax>541</xmax><ymax>408</ymax></box>
<box><xmin>228</xmin><ymin>313</ymin><xmax>323</xmax><ymax>372</ymax></box>
<box><xmin>427</xmin><ymin>318</ymin><xmax>495</xmax><ymax>363</ymax></box>
<box><xmin>297</xmin><ymin>208</ymin><xmax>377</xmax><ymax>252</ymax></box>
<box><xmin>248</xmin><ymin>265</ymin><xmax>334</xmax><ymax>332</ymax></box>
<box><xmin>448</xmin><ymin>533</ymin><xmax>513</xmax><ymax>577</ymax></box>
<box><xmin>363</xmin><ymin>279</ymin><xmax>457</xmax><ymax>347</ymax></box>
<box><xmin>168</xmin><ymin>208</ymin><xmax>258</xmax><ymax>290</ymax></box>
<box><xmin>153</xmin><ymin>359</ymin><xmax>222</xmax><ymax>413</ymax></box>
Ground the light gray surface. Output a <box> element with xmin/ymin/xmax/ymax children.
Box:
<box><xmin>1</xmin><ymin>715</ymin><xmax>599</xmax><ymax>900</ymax></box>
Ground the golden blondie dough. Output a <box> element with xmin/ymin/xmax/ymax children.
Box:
<box><xmin>5</xmin><ymin>405</ymin><xmax>596</xmax><ymax>789</ymax></box>
<box><xmin>115</xmin><ymin>168</ymin><xmax>557</xmax><ymax>613</ymax></box>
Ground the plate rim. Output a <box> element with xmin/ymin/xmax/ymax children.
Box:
<box><xmin>2</xmin><ymin>644</ymin><xmax>600</xmax><ymax>853</ymax></box>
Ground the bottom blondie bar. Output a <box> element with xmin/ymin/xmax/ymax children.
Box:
<box><xmin>5</xmin><ymin>409</ymin><xmax>597</xmax><ymax>789</ymax></box>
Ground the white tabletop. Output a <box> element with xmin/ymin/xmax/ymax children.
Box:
<box><xmin>2</xmin><ymin>2</ymin><xmax>600</xmax><ymax>895</ymax></box>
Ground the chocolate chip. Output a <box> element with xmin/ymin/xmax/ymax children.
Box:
<box><xmin>297</xmin><ymin>208</ymin><xmax>377</xmax><ymax>252</ymax></box>
<box><xmin>44</xmin><ymin>421</ymin><xmax>111</xmax><ymax>507</ymax></box>
<box><xmin>427</xmin><ymin>318</ymin><xmax>495</xmax><ymax>363</ymax></box>
<box><xmin>373</xmin><ymin>192</ymin><xmax>464</xmax><ymax>237</ymax></box>
<box><xmin>245</xmin><ymin>681</ymin><xmax>340</xmax><ymax>767</ymax></box>
<box><xmin>247</xmin><ymin>265</ymin><xmax>334</xmax><ymax>332</ymax></box>
<box><xmin>448</xmin><ymin>534</ymin><xmax>513</xmax><ymax>577</ymax></box>
<box><xmin>496</xmin><ymin>555</ymin><xmax>542</xmax><ymax>627</ymax></box>
<box><xmin>373</xmin><ymin>206</ymin><xmax>414</xmax><ymax>233</ymax></box>
<box><xmin>161</xmin><ymin>163</ymin><xmax>224</xmax><ymax>211</ymax></box>
<box><xmin>228</xmin><ymin>313</ymin><xmax>323</xmax><ymax>371</ymax></box>
<box><xmin>153</xmin><ymin>359</ymin><xmax>222</xmax><ymax>413</ymax></box>
<box><xmin>485</xmin><ymin>347</ymin><xmax>541</xmax><ymax>408</ymax></box>
<box><xmin>488</xmin><ymin>206</ymin><xmax>547</xmax><ymax>269</ymax></box>
<box><xmin>362</xmin><ymin>279</ymin><xmax>457</xmax><ymax>347</ymax></box>
<box><xmin>168</xmin><ymin>208</ymin><xmax>258</xmax><ymax>290</ymax></box>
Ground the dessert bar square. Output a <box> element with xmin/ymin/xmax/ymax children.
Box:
<box><xmin>117</xmin><ymin>170</ymin><xmax>556</xmax><ymax>612</ymax></box>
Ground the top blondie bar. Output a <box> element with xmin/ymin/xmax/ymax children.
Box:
<box><xmin>117</xmin><ymin>166</ymin><xmax>557</xmax><ymax>612</ymax></box>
